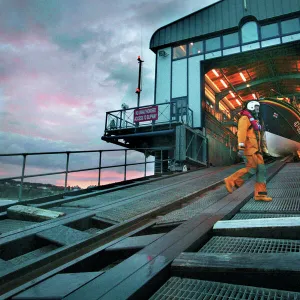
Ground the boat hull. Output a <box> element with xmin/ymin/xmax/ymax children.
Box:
<box><xmin>259</xmin><ymin>99</ymin><xmax>300</xmax><ymax>157</ymax></box>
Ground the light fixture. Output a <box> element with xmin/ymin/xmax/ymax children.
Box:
<box><xmin>239</xmin><ymin>72</ymin><xmax>247</xmax><ymax>82</ymax></box>
<box><xmin>220</xmin><ymin>79</ymin><xmax>228</xmax><ymax>88</ymax></box>
<box><xmin>229</xmin><ymin>90</ymin><xmax>235</xmax><ymax>98</ymax></box>
<box><xmin>212</xmin><ymin>69</ymin><xmax>219</xmax><ymax>77</ymax></box>
<box><xmin>197</xmin><ymin>50</ymin><xmax>201</xmax><ymax>53</ymax></box>
<box><xmin>190</xmin><ymin>42</ymin><xmax>194</xmax><ymax>46</ymax></box>
<box><xmin>247</xmin><ymin>84</ymin><xmax>250</xmax><ymax>87</ymax></box>
<box><xmin>252</xmin><ymin>93</ymin><xmax>257</xmax><ymax>99</ymax></box>
<box><xmin>236</xmin><ymin>99</ymin><xmax>241</xmax><ymax>105</ymax></box>
<box><xmin>158</xmin><ymin>50</ymin><xmax>168</xmax><ymax>57</ymax></box>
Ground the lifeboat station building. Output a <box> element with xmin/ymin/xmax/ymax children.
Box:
<box><xmin>102</xmin><ymin>0</ymin><xmax>300</xmax><ymax>171</ymax></box>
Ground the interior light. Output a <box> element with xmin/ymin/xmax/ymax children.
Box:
<box><xmin>236</xmin><ymin>99</ymin><xmax>241</xmax><ymax>105</ymax></box>
<box><xmin>252</xmin><ymin>93</ymin><xmax>257</xmax><ymax>99</ymax></box>
<box><xmin>239</xmin><ymin>72</ymin><xmax>247</xmax><ymax>82</ymax></box>
<box><xmin>198</xmin><ymin>50</ymin><xmax>201</xmax><ymax>53</ymax></box>
<box><xmin>190</xmin><ymin>42</ymin><xmax>194</xmax><ymax>46</ymax></box>
<box><xmin>212</xmin><ymin>69</ymin><xmax>219</xmax><ymax>77</ymax></box>
<box><xmin>229</xmin><ymin>91</ymin><xmax>235</xmax><ymax>98</ymax></box>
<box><xmin>220</xmin><ymin>79</ymin><xmax>228</xmax><ymax>88</ymax></box>
<box><xmin>247</xmin><ymin>84</ymin><xmax>250</xmax><ymax>87</ymax></box>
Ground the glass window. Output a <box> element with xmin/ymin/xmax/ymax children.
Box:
<box><xmin>241</xmin><ymin>21</ymin><xmax>259</xmax><ymax>43</ymax></box>
<box><xmin>173</xmin><ymin>45</ymin><xmax>187</xmax><ymax>59</ymax></box>
<box><xmin>223</xmin><ymin>47</ymin><xmax>240</xmax><ymax>56</ymax></box>
<box><xmin>205</xmin><ymin>37</ymin><xmax>220</xmax><ymax>52</ymax></box>
<box><xmin>261</xmin><ymin>23</ymin><xmax>279</xmax><ymax>39</ymax></box>
<box><xmin>189</xmin><ymin>41</ymin><xmax>203</xmax><ymax>55</ymax></box>
<box><xmin>281</xmin><ymin>18</ymin><xmax>300</xmax><ymax>35</ymax></box>
<box><xmin>223</xmin><ymin>32</ymin><xmax>239</xmax><ymax>48</ymax></box>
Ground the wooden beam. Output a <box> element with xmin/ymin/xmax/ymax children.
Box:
<box><xmin>7</xmin><ymin>205</ymin><xmax>65</xmax><ymax>222</ymax></box>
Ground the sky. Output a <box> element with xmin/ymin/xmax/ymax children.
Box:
<box><xmin>0</xmin><ymin>0</ymin><xmax>218</xmax><ymax>188</ymax></box>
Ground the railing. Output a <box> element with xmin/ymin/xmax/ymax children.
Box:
<box><xmin>105</xmin><ymin>102</ymin><xmax>194</xmax><ymax>131</ymax></box>
<box><xmin>0</xmin><ymin>148</ymin><xmax>171</xmax><ymax>201</ymax></box>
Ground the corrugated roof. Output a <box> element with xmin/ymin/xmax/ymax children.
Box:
<box><xmin>150</xmin><ymin>0</ymin><xmax>300</xmax><ymax>51</ymax></box>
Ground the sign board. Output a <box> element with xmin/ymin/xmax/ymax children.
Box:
<box><xmin>134</xmin><ymin>106</ymin><xmax>158</xmax><ymax>123</ymax></box>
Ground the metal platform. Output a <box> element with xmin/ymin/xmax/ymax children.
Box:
<box><xmin>198</xmin><ymin>236</ymin><xmax>300</xmax><ymax>254</ymax></box>
<box><xmin>3</xmin><ymin>159</ymin><xmax>299</xmax><ymax>300</ymax></box>
<box><xmin>90</xmin><ymin>165</ymin><xmax>241</xmax><ymax>223</ymax></box>
<box><xmin>156</xmin><ymin>186</ymin><xmax>228</xmax><ymax>225</ymax></box>
<box><xmin>150</xmin><ymin>277</ymin><xmax>300</xmax><ymax>300</ymax></box>
<box><xmin>232</xmin><ymin>213</ymin><xmax>300</xmax><ymax>220</ymax></box>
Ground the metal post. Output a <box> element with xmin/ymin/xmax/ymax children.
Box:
<box><xmin>18</xmin><ymin>154</ymin><xmax>27</xmax><ymax>201</ymax></box>
<box><xmin>98</xmin><ymin>151</ymin><xmax>102</xmax><ymax>186</ymax></box>
<box><xmin>144</xmin><ymin>151</ymin><xmax>147</xmax><ymax>177</ymax></box>
<box><xmin>160</xmin><ymin>150</ymin><xmax>163</xmax><ymax>174</ymax></box>
<box><xmin>136</xmin><ymin>56</ymin><xmax>144</xmax><ymax>107</ymax></box>
<box><xmin>64</xmin><ymin>152</ymin><xmax>70</xmax><ymax>192</ymax></box>
<box><xmin>124</xmin><ymin>150</ymin><xmax>127</xmax><ymax>181</ymax></box>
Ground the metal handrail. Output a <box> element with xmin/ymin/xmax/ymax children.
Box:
<box><xmin>0</xmin><ymin>148</ymin><xmax>171</xmax><ymax>201</ymax></box>
<box><xmin>105</xmin><ymin>102</ymin><xmax>194</xmax><ymax>131</ymax></box>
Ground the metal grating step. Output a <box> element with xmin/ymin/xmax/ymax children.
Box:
<box><xmin>265</xmin><ymin>188</ymin><xmax>300</xmax><ymax>198</ymax></box>
<box><xmin>50</xmin><ymin>206</ymin><xmax>87</xmax><ymax>215</ymax></box>
<box><xmin>241</xmin><ymin>198</ymin><xmax>300</xmax><ymax>213</ymax></box>
<box><xmin>269</xmin><ymin>176</ymin><xmax>300</xmax><ymax>183</ymax></box>
<box><xmin>9</xmin><ymin>245</ymin><xmax>58</xmax><ymax>265</ymax></box>
<box><xmin>150</xmin><ymin>277</ymin><xmax>300</xmax><ymax>299</ymax></box>
<box><xmin>198</xmin><ymin>236</ymin><xmax>300</xmax><ymax>254</ymax></box>
<box><xmin>232</xmin><ymin>213</ymin><xmax>300</xmax><ymax>220</ymax></box>
<box><xmin>267</xmin><ymin>182</ymin><xmax>300</xmax><ymax>189</ymax></box>
<box><xmin>156</xmin><ymin>190</ymin><xmax>227</xmax><ymax>225</ymax></box>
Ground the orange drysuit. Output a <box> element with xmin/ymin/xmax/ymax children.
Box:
<box><xmin>224</xmin><ymin>114</ymin><xmax>272</xmax><ymax>201</ymax></box>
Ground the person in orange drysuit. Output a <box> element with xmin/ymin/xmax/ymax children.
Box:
<box><xmin>224</xmin><ymin>100</ymin><xmax>272</xmax><ymax>201</ymax></box>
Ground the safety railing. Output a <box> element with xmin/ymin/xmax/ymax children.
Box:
<box><xmin>105</xmin><ymin>102</ymin><xmax>194</xmax><ymax>131</ymax></box>
<box><xmin>0</xmin><ymin>148</ymin><xmax>172</xmax><ymax>201</ymax></box>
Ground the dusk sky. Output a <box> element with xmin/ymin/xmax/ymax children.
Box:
<box><xmin>0</xmin><ymin>0</ymin><xmax>218</xmax><ymax>188</ymax></box>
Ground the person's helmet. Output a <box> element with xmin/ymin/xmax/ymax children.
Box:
<box><xmin>246</xmin><ymin>100</ymin><xmax>260</xmax><ymax>111</ymax></box>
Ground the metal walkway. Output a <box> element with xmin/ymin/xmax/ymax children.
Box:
<box><xmin>2</xmin><ymin>159</ymin><xmax>300</xmax><ymax>299</ymax></box>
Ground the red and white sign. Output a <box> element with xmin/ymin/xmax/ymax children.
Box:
<box><xmin>134</xmin><ymin>106</ymin><xmax>158</xmax><ymax>123</ymax></box>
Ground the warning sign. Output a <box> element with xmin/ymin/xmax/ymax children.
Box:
<box><xmin>134</xmin><ymin>106</ymin><xmax>158</xmax><ymax>123</ymax></box>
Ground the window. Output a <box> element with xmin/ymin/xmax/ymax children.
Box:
<box><xmin>241</xmin><ymin>21</ymin><xmax>258</xmax><ymax>43</ymax></box>
<box><xmin>189</xmin><ymin>41</ymin><xmax>203</xmax><ymax>55</ymax></box>
<box><xmin>205</xmin><ymin>37</ymin><xmax>221</xmax><ymax>52</ymax></box>
<box><xmin>261</xmin><ymin>23</ymin><xmax>279</xmax><ymax>39</ymax></box>
<box><xmin>281</xmin><ymin>18</ymin><xmax>300</xmax><ymax>35</ymax></box>
<box><xmin>223</xmin><ymin>32</ymin><xmax>239</xmax><ymax>48</ymax></box>
<box><xmin>173</xmin><ymin>45</ymin><xmax>187</xmax><ymax>59</ymax></box>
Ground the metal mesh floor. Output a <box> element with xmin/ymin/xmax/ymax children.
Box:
<box><xmin>95</xmin><ymin>168</ymin><xmax>236</xmax><ymax>223</ymax></box>
<box><xmin>156</xmin><ymin>187</ymin><xmax>228</xmax><ymax>225</ymax></box>
<box><xmin>241</xmin><ymin>198</ymin><xmax>300</xmax><ymax>213</ymax></box>
<box><xmin>150</xmin><ymin>277</ymin><xmax>300</xmax><ymax>299</ymax></box>
<box><xmin>62</xmin><ymin>166</ymin><xmax>240</xmax><ymax>209</ymax></box>
<box><xmin>232</xmin><ymin>213</ymin><xmax>300</xmax><ymax>220</ymax></box>
<box><xmin>198</xmin><ymin>236</ymin><xmax>300</xmax><ymax>254</ymax></box>
<box><xmin>268</xmin><ymin>173</ymin><xmax>300</xmax><ymax>183</ymax></box>
<box><xmin>267</xmin><ymin>182</ymin><xmax>300</xmax><ymax>189</ymax></box>
<box><xmin>264</xmin><ymin>188</ymin><xmax>300</xmax><ymax>198</ymax></box>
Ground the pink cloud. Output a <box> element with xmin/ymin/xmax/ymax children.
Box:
<box><xmin>55</xmin><ymin>169</ymin><xmax>146</xmax><ymax>188</ymax></box>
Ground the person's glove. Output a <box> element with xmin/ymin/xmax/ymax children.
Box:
<box><xmin>238</xmin><ymin>150</ymin><xmax>244</xmax><ymax>157</ymax></box>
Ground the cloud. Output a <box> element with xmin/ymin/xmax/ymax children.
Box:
<box><xmin>0</xmin><ymin>0</ymin><xmax>218</xmax><ymax>186</ymax></box>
